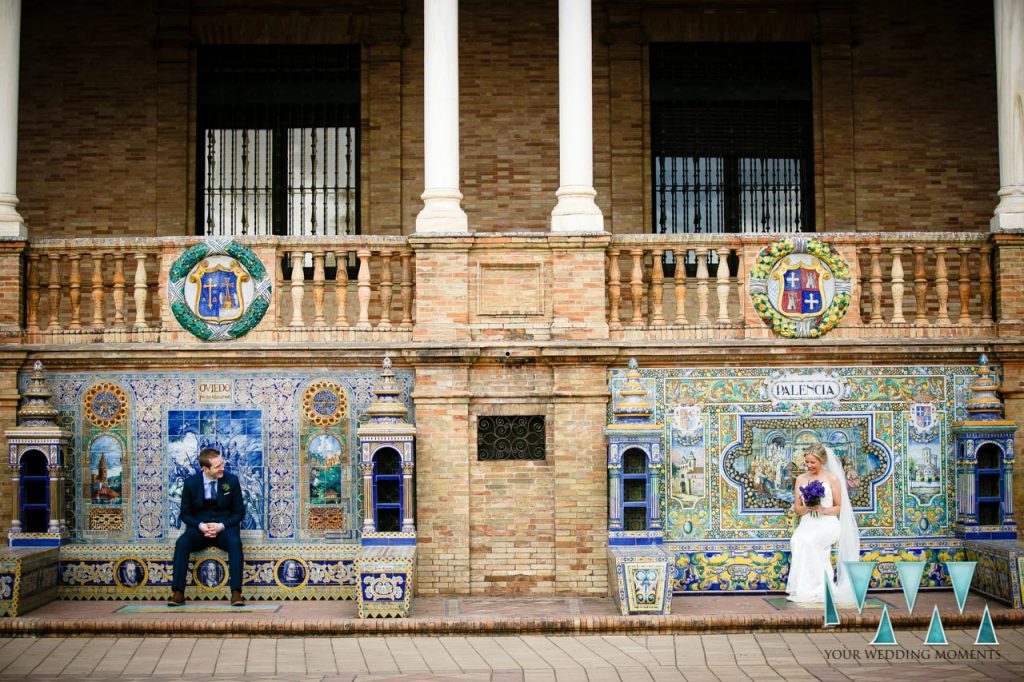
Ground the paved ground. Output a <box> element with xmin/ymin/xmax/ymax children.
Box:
<box><xmin>3</xmin><ymin>591</ymin><xmax>1021</xmax><ymax>636</ymax></box>
<box><xmin>0</xmin><ymin>593</ymin><xmax>1022</xmax><ymax>679</ymax></box>
<box><xmin>0</xmin><ymin>629</ymin><xmax>1021</xmax><ymax>681</ymax></box>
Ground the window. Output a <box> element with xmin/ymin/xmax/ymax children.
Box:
<box><xmin>20</xmin><ymin>450</ymin><xmax>50</xmax><ymax>533</ymax></box>
<box><xmin>372</xmin><ymin>448</ymin><xmax>403</xmax><ymax>533</ymax></box>
<box><xmin>477</xmin><ymin>416</ymin><xmax>546</xmax><ymax>461</ymax></box>
<box><xmin>651</xmin><ymin>43</ymin><xmax>814</xmax><ymax>235</ymax></box>
<box><xmin>196</xmin><ymin>45</ymin><xmax>360</xmax><ymax>236</ymax></box>
<box><xmin>976</xmin><ymin>443</ymin><xmax>1003</xmax><ymax>526</ymax></box>
<box><xmin>621</xmin><ymin>449</ymin><xmax>648</xmax><ymax>531</ymax></box>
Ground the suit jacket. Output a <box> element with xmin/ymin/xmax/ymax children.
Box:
<box><xmin>179</xmin><ymin>471</ymin><xmax>245</xmax><ymax>530</ymax></box>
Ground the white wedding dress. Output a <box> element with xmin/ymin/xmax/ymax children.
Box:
<box><xmin>785</xmin><ymin>482</ymin><xmax>841</xmax><ymax>602</ymax></box>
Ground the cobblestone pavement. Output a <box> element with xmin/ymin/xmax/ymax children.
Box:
<box><xmin>0</xmin><ymin>629</ymin><xmax>1021</xmax><ymax>681</ymax></box>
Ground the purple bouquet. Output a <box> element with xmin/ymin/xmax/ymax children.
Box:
<box><xmin>799</xmin><ymin>479</ymin><xmax>826</xmax><ymax>517</ymax></box>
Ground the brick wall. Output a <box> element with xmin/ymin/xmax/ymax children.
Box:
<box><xmin>411</xmin><ymin>365</ymin><xmax>471</xmax><ymax>594</ymax></box>
<box><xmin>17</xmin><ymin>1</ymin><xmax>159</xmax><ymax>238</ymax></box>
<box><xmin>15</xmin><ymin>1</ymin><xmax>1000</xmax><ymax>238</ymax></box>
<box><xmin>851</xmin><ymin>0</ymin><xmax>997</xmax><ymax>232</ymax></box>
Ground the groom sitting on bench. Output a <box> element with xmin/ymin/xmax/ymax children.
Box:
<box><xmin>168</xmin><ymin>447</ymin><xmax>246</xmax><ymax>606</ymax></box>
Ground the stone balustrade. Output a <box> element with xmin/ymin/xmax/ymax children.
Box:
<box><xmin>21</xmin><ymin>236</ymin><xmax>414</xmax><ymax>344</ymax></box>
<box><xmin>607</xmin><ymin>232</ymin><xmax>997</xmax><ymax>340</ymax></box>
<box><xmin>273</xmin><ymin>237</ymin><xmax>415</xmax><ymax>341</ymax></box>
<box><xmin>13</xmin><ymin>231</ymin><xmax>1014</xmax><ymax>344</ymax></box>
<box><xmin>24</xmin><ymin>240</ymin><xmax>163</xmax><ymax>343</ymax></box>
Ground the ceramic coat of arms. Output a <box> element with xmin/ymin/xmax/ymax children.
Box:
<box><xmin>749</xmin><ymin>237</ymin><xmax>851</xmax><ymax>338</ymax></box>
<box><xmin>168</xmin><ymin>239</ymin><xmax>272</xmax><ymax>341</ymax></box>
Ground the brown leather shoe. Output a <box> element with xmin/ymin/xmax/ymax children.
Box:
<box><xmin>230</xmin><ymin>589</ymin><xmax>245</xmax><ymax>606</ymax></box>
<box><xmin>167</xmin><ymin>590</ymin><xmax>185</xmax><ymax>607</ymax></box>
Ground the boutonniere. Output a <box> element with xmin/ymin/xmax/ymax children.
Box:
<box><xmin>221</xmin><ymin>483</ymin><xmax>231</xmax><ymax>494</ymax></box>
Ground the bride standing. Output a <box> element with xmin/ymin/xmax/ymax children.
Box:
<box><xmin>785</xmin><ymin>443</ymin><xmax>860</xmax><ymax>603</ymax></box>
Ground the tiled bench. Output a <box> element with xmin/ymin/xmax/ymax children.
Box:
<box><xmin>58</xmin><ymin>544</ymin><xmax>360</xmax><ymax>603</ymax></box>
<box><xmin>607</xmin><ymin>545</ymin><xmax>673</xmax><ymax>616</ymax></box>
<box><xmin>0</xmin><ymin>547</ymin><xmax>60</xmax><ymax>616</ymax></box>
<box><xmin>964</xmin><ymin>539</ymin><xmax>1024</xmax><ymax>608</ymax></box>
<box><xmin>355</xmin><ymin>545</ymin><xmax>416</xmax><ymax>618</ymax></box>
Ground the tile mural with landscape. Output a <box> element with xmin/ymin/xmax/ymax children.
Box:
<box><xmin>25</xmin><ymin>369</ymin><xmax>414</xmax><ymax>543</ymax></box>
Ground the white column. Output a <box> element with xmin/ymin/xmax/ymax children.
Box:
<box><xmin>551</xmin><ymin>0</ymin><xmax>604</xmax><ymax>233</ymax></box>
<box><xmin>416</xmin><ymin>0</ymin><xmax>468</xmax><ymax>233</ymax></box>
<box><xmin>0</xmin><ymin>0</ymin><xmax>25</xmax><ymax>237</ymax></box>
<box><xmin>992</xmin><ymin>0</ymin><xmax>1024</xmax><ymax>231</ymax></box>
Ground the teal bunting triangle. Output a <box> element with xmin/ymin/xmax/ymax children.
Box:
<box><xmin>844</xmin><ymin>560</ymin><xmax>876</xmax><ymax>614</ymax></box>
<box><xmin>896</xmin><ymin>561</ymin><xmax>926</xmax><ymax>614</ymax></box>
<box><xmin>871</xmin><ymin>604</ymin><xmax>898</xmax><ymax>646</ymax></box>
<box><xmin>975</xmin><ymin>604</ymin><xmax>998</xmax><ymax>645</ymax></box>
<box><xmin>924</xmin><ymin>604</ymin><xmax>948</xmax><ymax>645</ymax></box>
<box><xmin>823</xmin><ymin>571</ymin><xmax>840</xmax><ymax>627</ymax></box>
<box><xmin>944</xmin><ymin>561</ymin><xmax>977</xmax><ymax>614</ymax></box>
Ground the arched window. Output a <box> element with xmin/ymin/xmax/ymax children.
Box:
<box><xmin>372</xmin><ymin>448</ymin><xmax>403</xmax><ymax>533</ymax></box>
<box><xmin>976</xmin><ymin>443</ymin><xmax>1004</xmax><ymax>526</ymax></box>
<box><xmin>20</xmin><ymin>450</ymin><xmax>49</xmax><ymax>533</ymax></box>
<box><xmin>622</xmin><ymin>448</ymin><xmax>648</xmax><ymax>531</ymax></box>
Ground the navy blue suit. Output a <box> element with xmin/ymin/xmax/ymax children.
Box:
<box><xmin>171</xmin><ymin>471</ymin><xmax>245</xmax><ymax>592</ymax></box>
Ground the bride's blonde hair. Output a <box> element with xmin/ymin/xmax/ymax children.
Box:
<box><xmin>804</xmin><ymin>443</ymin><xmax>828</xmax><ymax>463</ymax></box>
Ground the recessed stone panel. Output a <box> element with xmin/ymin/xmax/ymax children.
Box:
<box><xmin>477</xmin><ymin>263</ymin><xmax>545</xmax><ymax>316</ymax></box>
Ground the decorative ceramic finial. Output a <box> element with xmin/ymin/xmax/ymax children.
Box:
<box><xmin>614</xmin><ymin>358</ymin><xmax>653</xmax><ymax>423</ymax></box>
<box><xmin>966</xmin><ymin>355</ymin><xmax>1003</xmax><ymax>420</ymax></box>
<box><xmin>364</xmin><ymin>355</ymin><xmax>407</xmax><ymax>424</ymax></box>
<box><xmin>18</xmin><ymin>362</ymin><xmax>60</xmax><ymax>427</ymax></box>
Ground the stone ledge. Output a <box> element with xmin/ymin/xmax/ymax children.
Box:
<box><xmin>2</xmin><ymin>607</ymin><xmax>1023</xmax><ymax>637</ymax></box>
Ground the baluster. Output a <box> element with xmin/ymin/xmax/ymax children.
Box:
<box><xmin>733</xmin><ymin>245</ymin><xmax>744</xmax><ymax>321</ymax></box>
<box><xmin>67</xmin><ymin>254</ymin><xmax>82</xmax><ymax>330</ymax></box>
<box><xmin>334</xmin><ymin>250</ymin><xmax>349</xmax><ymax>326</ymax></box>
<box><xmin>90</xmin><ymin>253</ymin><xmax>105</xmax><ymax>328</ymax></box>
<box><xmin>132</xmin><ymin>252</ymin><xmax>149</xmax><ymax>329</ymax></box>
<box><xmin>889</xmin><ymin>247</ymin><xmax>905</xmax><ymax>324</ymax></box>
<box><xmin>980</xmin><ymin>243</ymin><xmax>994</xmax><ymax>324</ymax></box>
<box><xmin>46</xmin><ymin>254</ymin><xmax>62</xmax><ymax>331</ymax></box>
<box><xmin>26</xmin><ymin>252</ymin><xmax>40</xmax><ymax>333</ymax></box>
<box><xmin>400</xmin><ymin>250</ymin><xmax>414</xmax><ymax>329</ymax></box>
<box><xmin>356</xmin><ymin>249</ymin><xmax>372</xmax><ymax>330</ymax></box>
<box><xmin>913</xmin><ymin>246</ymin><xmax>928</xmax><ymax>325</ymax></box>
<box><xmin>607</xmin><ymin>249</ymin><xmax>622</xmax><ymax>331</ymax></box>
<box><xmin>716</xmin><ymin>247</ymin><xmax>731</xmax><ymax>324</ymax></box>
<box><xmin>672</xmin><ymin>250</ymin><xmax>687</xmax><ymax>324</ymax></box>
<box><xmin>289</xmin><ymin>251</ymin><xmax>306</xmax><ymax>327</ymax></box>
<box><xmin>696</xmin><ymin>248</ymin><xmax>710</xmax><ymax>325</ymax></box>
<box><xmin>868</xmin><ymin>246</ymin><xmax>883</xmax><ymax>324</ymax></box>
<box><xmin>111</xmin><ymin>254</ymin><xmax>126</xmax><ymax>328</ymax></box>
<box><xmin>312</xmin><ymin>250</ymin><xmax>326</xmax><ymax>327</ymax></box>
<box><xmin>649</xmin><ymin>249</ymin><xmax>665</xmax><ymax>326</ymax></box>
<box><xmin>378</xmin><ymin>250</ymin><xmax>394</xmax><ymax>330</ymax></box>
<box><xmin>274</xmin><ymin>249</ymin><xmax>284</xmax><ymax>326</ymax></box>
<box><xmin>934</xmin><ymin>247</ymin><xmax>951</xmax><ymax>325</ymax></box>
<box><xmin>629</xmin><ymin>249</ymin><xmax>644</xmax><ymax>326</ymax></box>
<box><xmin>957</xmin><ymin>247</ymin><xmax>972</xmax><ymax>325</ymax></box>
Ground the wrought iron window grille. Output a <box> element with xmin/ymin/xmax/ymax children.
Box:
<box><xmin>477</xmin><ymin>416</ymin><xmax>546</xmax><ymax>461</ymax></box>
<box><xmin>651</xmin><ymin>42</ymin><xmax>815</xmax><ymax>274</ymax></box>
<box><xmin>196</xmin><ymin>45</ymin><xmax>360</xmax><ymax>237</ymax></box>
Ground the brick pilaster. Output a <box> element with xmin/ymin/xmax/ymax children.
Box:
<box><xmin>412</xmin><ymin>364</ymin><xmax>471</xmax><ymax>594</ymax></box>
